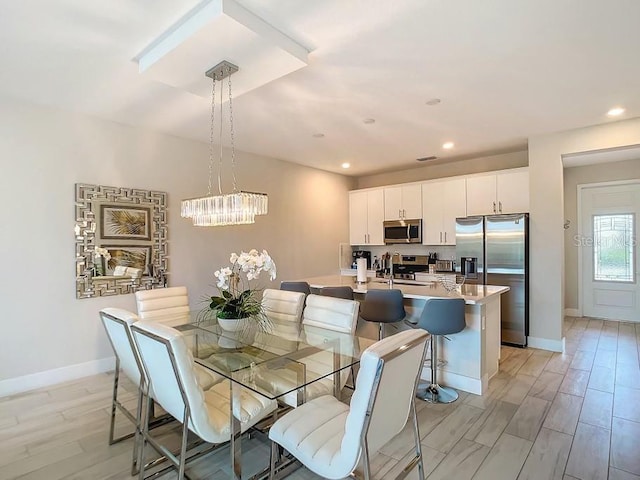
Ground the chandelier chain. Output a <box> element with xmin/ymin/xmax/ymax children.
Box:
<box><xmin>208</xmin><ymin>76</ymin><xmax>216</xmax><ymax>195</ymax></box>
<box><xmin>180</xmin><ymin>61</ymin><xmax>268</xmax><ymax>227</ymax></box>
<box><xmin>228</xmin><ymin>69</ymin><xmax>237</xmax><ymax>192</ymax></box>
<box><xmin>218</xmin><ymin>72</ymin><xmax>224</xmax><ymax>195</ymax></box>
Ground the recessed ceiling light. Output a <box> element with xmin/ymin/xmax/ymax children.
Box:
<box><xmin>442</xmin><ymin>142</ymin><xmax>455</xmax><ymax>149</ymax></box>
<box><xmin>607</xmin><ymin>107</ymin><xmax>625</xmax><ymax>117</ymax></box>
<box><xmin>425</xmin><ymin>98</ymin><xmax>441</xmax><ymax>106</ymax></box>
<box><xmin>341</xmin><ymin>162</ymin><xmax>351</xmax><ymax>169</ymax></box>
<box><xmin>363</xmin><ymin>118</ymin><xmax>375</xmax><ymax>124</ymax></box>
<box><xmin>312</xmin><ymin>133</ymin><xmax>325</xmax><ymax>138</ymax></box>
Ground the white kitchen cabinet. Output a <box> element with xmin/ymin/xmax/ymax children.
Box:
<box><xmin>496</xmin><ymin>170</ymin><xmax>529</xmax><ymax>214</ymax></box>
<box><xmin>384</xmin><ymin>184</ymin><xmax>422</xmax><ymax>220</ymax></box>
<box><xmin>466</xmin><ymin>169</ymin><xmax>529</xmax><ymax>216</ymax></box>
<box><xmin>422</xmin><ymin>178</ymin><xmax>466</xmax><ymax>245</ymax></box>
<box><xmin>349</xmin><ymin>189</ymin><xmax>384</xmax><ymax>245</ymax></box>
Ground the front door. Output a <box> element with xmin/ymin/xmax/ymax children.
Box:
<box><xmin>580</xmin><ymin>182</ymin><xmax>640</xmax><ymax>321</ymax></box>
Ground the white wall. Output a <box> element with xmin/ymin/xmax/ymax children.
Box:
<box><xmin>0</xmin><ymin>96</ymin><xmax>353</xmax><ymax>393</ymax></box>
<box><xmin>528</xmin><ymin>118</ymin><xmax>640</xmax><ymax>351</ymax></box>
<box><xmin>356</xmin><ymin>150</ymin><xmax>528</xmax><ymax>189</ymax></box>
<box><xmin>563</xmin><ymin>158</ymin><xmax>640</xmax><ymax>311</ymax></box>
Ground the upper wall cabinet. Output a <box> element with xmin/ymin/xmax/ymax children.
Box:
<box><xmin>349</xmin><ymin>189</ymin><xmax>385</xmax><ymax>245</ymax></box>
<box><xmin>384</xmin><ymin>184</ymin><xmax>422</xmax><ymax>220</ymax></box>
<box><xmin>466</xmin><ymin>169</ymin><xmax>529</xmax><ymax>216</ymax></box>
<box><xmin>422</xmin><ymin>178</ymin><xmax>467</xmax><ymax>245</ymax></box>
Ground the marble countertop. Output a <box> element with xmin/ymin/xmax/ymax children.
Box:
<box><xmin>302</xmin><ymin>275</ymin><xmax>510</xmax><ymax>305</ymax></box>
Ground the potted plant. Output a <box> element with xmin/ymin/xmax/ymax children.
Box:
<box><xmin>207</xmin><ymin>249</ymin><xmax>277</xmax><ymax>331</ymax></box>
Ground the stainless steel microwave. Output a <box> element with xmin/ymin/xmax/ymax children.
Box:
<box><xmin>383</xmin><ymin>219</ymin><xmax>422</xmax><ymax>244</ymax></box>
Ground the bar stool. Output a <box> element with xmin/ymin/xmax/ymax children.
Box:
<box><xmin>416</xmin><ymin>297</ymin><xmax>466</xmax><ymax>404</ymax></box>
<box><xmin>320</xmin><ymin>286</ymin><xmax>354</xmax><ymax>300</ymax></box>
<box><xmin>360</xmin><ymin>289</ymin><xmax>406</xmax><ymax>340</ymax></box>
<box><xmin>280</xmin><ymin>281</ymin><xmax>311</xmax><ymax>296</ymax></box>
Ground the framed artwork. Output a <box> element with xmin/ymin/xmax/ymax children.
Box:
<box><xmin>75</xmin><ymin>183</ymin><xmax>167</xmax><ymax>299</ymax></box>
<box><xmin>100</xmin><ymin>204</ymin><xmax>152</xmax><ymax>240</ymax></box>
<box><xmin>103</xmin><ymin>245</ymin><xmax>152</xmax><ymax>273</ymax></box>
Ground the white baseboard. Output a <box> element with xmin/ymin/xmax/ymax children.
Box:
<box><xmin>421</xmin><ymin>367</ymin><xmax>485</xmax><ymax>395</ymax></box>
<box><xmin>0</xmin><ymin>356</ymin><xmax>115</xmax><ymax>398</ymax></box>
<box><xmin>565</xmin><ymin>308</ymin><xmax>581</xmax><ymax>317</ymax></box>
<box><xmin>527</xmin><ymin>336</ymin><xmax>565</xmax><ymax>353</ymax></box>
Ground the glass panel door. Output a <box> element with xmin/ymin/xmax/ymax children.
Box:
<box><xmin>593</xmin><ymin>214</ymin><xmax>635</xmax><ymax>282</ymax></box>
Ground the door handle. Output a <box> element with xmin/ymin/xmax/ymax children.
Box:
<box><xmin>444</xmin><ymin>232</ymin><xmax>447</xmax><ymax>242</ymax></box>
<box><xmin>440</xmin><ymin>232</ymin><xmax>442</xmax><ymax>243</ymax></box>
<box><xmin>493</xmin><ymin>201</ymin><xmax>496</xmax><ymax>213</ymax></box>
<box><xmin>403</xmin><ymin>209</ymin><xmax>406</xmax><ymax>218</ymax></box>
<box><xmin>499</xmin><ymin>201</ymin><xmax>502</xmax><ymax>213</ymax></box>
<box><xmin>399</xmin><ymin>209</ymin><xmax>402</xmax><ymax>219</ymax></box>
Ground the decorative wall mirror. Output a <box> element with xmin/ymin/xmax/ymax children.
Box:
<box><xmin>75</xmin><ymin>183</ymin><xmax>168</xmax><ymax>299</ymax></box>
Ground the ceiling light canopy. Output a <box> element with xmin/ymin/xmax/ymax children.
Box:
<box><xmin>341</xmin><ymin>162</ymin><xmax>351</xmax><ymax>169</ymax></box>
<box><xmin>442</xmin><ymin>142</ymin><xmax>455</xmax><ymax>149</ymax></box>
<box><xmin>181</xmin><ymin>61</ymin><xmax>268</xmax><ymax>227</ymax></box>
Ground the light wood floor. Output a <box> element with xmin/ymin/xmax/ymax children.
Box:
<box><xmin>1</xmin><ymin>317</ymin><xmax>639</xmax><ymax>480</ymax></box>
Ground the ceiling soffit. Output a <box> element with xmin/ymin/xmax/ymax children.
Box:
<box><xmin>133</xmin><ymin>0</ymin><xmax>310</xmax><ymax>100</ymax></box>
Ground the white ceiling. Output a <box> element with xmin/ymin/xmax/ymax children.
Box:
<box><xmin>1</xmin><ymin>0</ymin><xmax>639</xmax><ymax>176</ymax></box>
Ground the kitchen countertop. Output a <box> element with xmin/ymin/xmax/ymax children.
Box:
<box><xmin>302</xmin><ymin>275</ymin><xmax>509</xmax><ymax>305</ymax></box>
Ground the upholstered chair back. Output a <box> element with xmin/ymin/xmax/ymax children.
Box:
<box><xmin>131</xmin><ymin>320</ymin><xmax>226</xmax><ymax>444</ymax></box>
<box><xmin>302</xmin><ymin>294</ymin><xmax>359</xmax><ymax>334</ymax></box>
<box><xmin>99</xmin><ymin>308</ymin><xmax>143</xmax><ymax>387</ymax></box>
<box><xmin>135</xmin><ymin>286</ymin><xmax>190</xmax><ymax>324</ymax></box>
<box><xmin>301</xmin><ymin>295</ymin><xmax>360</xmax><ymax>390</ymax></box>
<box><xmin>262</xmin><ymin>288</ymin><xmax>305</xmax><ymax>324</ymax></box>
<box><xmin>342</xmin><ymin>329</ymin><xmax>428</xmax><ymax>470</ymax></box>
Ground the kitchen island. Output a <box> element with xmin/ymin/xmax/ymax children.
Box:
<box><xmin>301</xmin><ymin>275</ymin><xmax>510</xmax><ymax>395</ymax></box>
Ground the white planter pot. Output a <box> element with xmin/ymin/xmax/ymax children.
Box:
<box><xmin>217</xmin><ymin>317</ymin><xmax>250</xmax><ymax>332</ymax></box>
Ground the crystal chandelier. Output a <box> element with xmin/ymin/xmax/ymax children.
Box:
<box><xmin>181</xmin><ymin>61</ymin><xmax>268</xmax><ymax>226</ymax></box>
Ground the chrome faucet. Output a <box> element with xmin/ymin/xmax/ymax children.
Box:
<box><xmin>388</xmin><ymin>252</ymin><xmax>399</xmax><ymax>287</ymax></box>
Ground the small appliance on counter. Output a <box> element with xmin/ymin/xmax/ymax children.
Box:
<box><xmin>435</xmin><ymin>259</ymin><xmax>455</xmax><ymax>272</ymax></box>
<box><xmin>351</xmin><ymin>250</ymin><xmax>371</xmax><ymax>269</ymax></box>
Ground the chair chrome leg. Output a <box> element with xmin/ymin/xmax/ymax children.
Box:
<box><xmin>410</xmin><ymin>399</ymin><xmax>425</xmax><ymax>480</ymax></box>
<box><xmin>378</xmin><ymin>323</ymin><xmax>384</xmax><ymax>340</ymax></box>
<box><xmin>178</xmin><ymin>407</ymin><xmax>190</xmax><ymax>479</ymax></box>
<box><xmin>108</xmin><ymin>360</ymin><xmax>120</xmax><ymax>445</ymax></box>
<box><xmin>416</xmin><ymin>335</ymin><xmax>459</xmax><ymax>404</ymax></box>
<box><xmin>269</xmin><ymin>441</ymin><xmax>277</xmax><ymax>480</ymax></box>
<box><xmin>131</xmin><ymin>381</ymin><xmax>145</xmax><ymax>475</ymax></box>
<box><xmin>138</xmin><ymin>391</ymin><xmax>152</xmax><ymax>480</ymax></box>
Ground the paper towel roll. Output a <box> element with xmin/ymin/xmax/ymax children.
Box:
<box><xmin>356</xmin><ymin>257</ymin><xmax>368</xmax><ymax>283</ymax></box>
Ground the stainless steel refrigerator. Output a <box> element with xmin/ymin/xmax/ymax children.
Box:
<box><xmin>456</xmin><ymin>214</ymin><xmax>529</xmax><ymax>347</ymax></box>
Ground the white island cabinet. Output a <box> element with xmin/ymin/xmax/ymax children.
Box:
<box><xmin>302</xmin><ymin>275</ymin><xmax>509</xmax><ymax>395</ymax></box>
<box><xmin>421</xmin><ymin>178</ymin><xmax>466</xmax><ymax>245</ymax></box>
<box><xmin>349</xmin><ymin>188</ymin><xmax>384</xmax><ymax>245</ymax></box>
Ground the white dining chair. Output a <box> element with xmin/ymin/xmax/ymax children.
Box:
<box><xmin>262</xmin><ymin>288</ymin><xmax>305</xmax><ymax>324</ymax></box>
<box><xmin>259</xmin><ymin>295</ymin><xmax>359</xmax><ymax>408</ymax></box>
<box><xmin>302</xmin><ymin>293</ymin><xmax>359</xmax><ymax>334</ymax></box>
<box><xmin>131</xmin><ymin>320</ymin><xmax>278</xmax><ymax>480</ymax></box>
<box><xmin>135</xmin><ymin>286</ymin><xmax>190</xmax><ymax>325</ymax></box>
<box><xmin>99</xmin><ymin>308</ymin><xmax>221</xmax><ymax>474</ymax></box>
<box><xmin>268</xmin><ymin>329</ymin><xmax>429</xmax><ymax>480</ymax></box>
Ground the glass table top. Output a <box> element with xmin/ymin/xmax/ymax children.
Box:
<box><xmin>154</xmin><ymin>313</ymin><xmax>374</xmax><ymax>401</ymax></box>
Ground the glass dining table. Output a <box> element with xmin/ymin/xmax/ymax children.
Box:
<box><xmin>153</xmin><ymin>313</ymin><xmax>375</xmax><ymax>480</ymax></box>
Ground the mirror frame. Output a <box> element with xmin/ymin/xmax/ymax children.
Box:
<box><xmin>75</xmin><ymin>183</ymin><xmax>168</xmax><ymax>299</ymax></box>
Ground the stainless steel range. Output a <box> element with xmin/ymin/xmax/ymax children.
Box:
<box><xmin>391</xmin><ymin>254</ymin><xmax>430</xmax><ymax>280</ymax></box>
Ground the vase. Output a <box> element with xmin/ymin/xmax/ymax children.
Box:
<box><xmin>217</xmin><ymin>317</ymin><xmax>250</xmax><ymax>332</ymax></box>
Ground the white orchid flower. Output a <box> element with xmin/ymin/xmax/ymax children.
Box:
<box><xmin>230</xmin><ymin>253</ymin><xmax>239</xmax><ymax>264</ymax></box>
